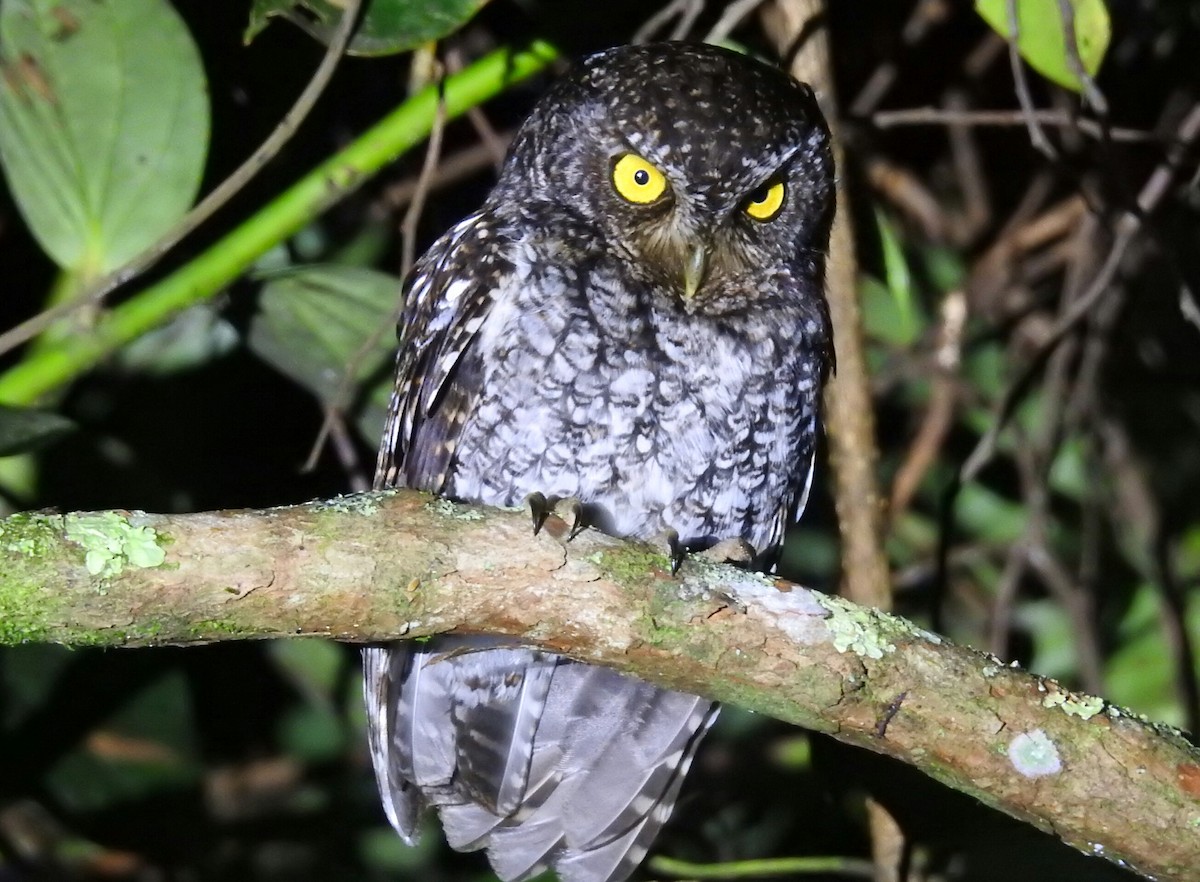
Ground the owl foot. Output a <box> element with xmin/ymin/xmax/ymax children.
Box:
<box><xmin>526</xmin><ymin>493</ymin><xmax>589</xmax><ymax>541</ymax></box>
<box><xmin>663</xmin><ymin>530</ymin><xmax>758</xmax><ymax>576</ymax></box>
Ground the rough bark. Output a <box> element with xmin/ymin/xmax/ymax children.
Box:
<box><xmin>0</xmin><ymin>491</ymin><xmax>1197</xmax><ymax>880</ymax></box>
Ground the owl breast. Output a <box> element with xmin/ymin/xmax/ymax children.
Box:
<box><xmin>446</xmin><ymin>254</ymin><xmax>824</xmax><ymax>554</ymax></box>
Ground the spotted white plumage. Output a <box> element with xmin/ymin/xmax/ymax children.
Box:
<box><xmin>365</xmin><ymin>42</ymin><xmax>834</xmax><ymax>882</ymax></box>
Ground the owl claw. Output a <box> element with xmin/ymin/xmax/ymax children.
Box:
<box><xmin>526</xmin><ymin>492</ymin><xmax>551</xmax><ymax>535</ymax></box>
<box><xmin>525</xmin><ymin>493</ymin><xmax>589</xmax><ymax>540</ymax></box>
<box><xmin>665</xmin><ymin>529</ymin><xmax>686</xmax><ymax>576</ymax></box>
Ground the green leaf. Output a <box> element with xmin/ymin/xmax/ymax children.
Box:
<box><xmin>248</xmin><ymin>264</ymin><xmax>400</xmax><ymax>423</ymax></box>
<box><xmin>279</xmin><ymin>703</ymin><xmax>345</xmax><ymax>761</ymax></box>
<box><xmin>246</xmin><ymin>0</ymin><xmax>491</xmax><ymax>56</ymax></box>
<box><xmin>1105</xmin><ymin>582</ymin><xmax>1182</xmax><ymax>726</ymax></box>
<box><xmin>956</xmin><ymin>483</ymin><xmax>1026</xmax><ymax>545</ymax></box>
<box><xmin>116</xmin><ymin>304</ymin><xmax>238</xmax><ymax>376</ymax></box>
<box><xmin>1015</xmin><ymin>598</ymin><xmax>1078</xmax><ymax>681</ymax></box>
<box><xmin>876</xmin><ymin>208</ymin><xmax>914</xmax><ymax>324</ymax></box>
<box><xmin>861</xmin><ymin>278</ymin><xmax>924</xmax><ymax>349</ymax></box>
<box><xmin>976</xmin><ymin>0</ymin><xmax>1110</xmax><ymax>92</ymax></box>
<box><xmin>268</xmin><ymin>639</ymin><xmax>343</xmax><ymax>701</ymax></box>
<box><xmin>48</xmin><ymin>672</ymin><xmax>199</xmax><ymax>813</ymax></box>
<box><xmin>1048</xmin><ymin>436</ymin><xmax>1087</xmax><ymax>500</ymax></box>
<box><xmin>0</xmin><ymin>0</ymin><xmax>209</xmax><ymax>278</ymax></box>
<box><xmin>0</xmin><ymin>403</ymin><xmax>74</xmax><ymax>456</ymax></box>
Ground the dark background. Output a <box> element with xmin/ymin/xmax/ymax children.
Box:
<box><xmin>1</xmin><ymin>1</ymin><xmax>1198</xmax><ymax>879</ymax></box>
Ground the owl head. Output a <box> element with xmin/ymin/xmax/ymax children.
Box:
<box><xmin>494</xmin><ymin>42</ymin><xmax>835</xmax><ymax>315</ymax></box>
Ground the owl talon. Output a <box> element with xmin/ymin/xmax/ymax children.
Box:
<box><xmin>558</xmin><ymin>497</ymin><xmax>588</xmax><ymax>541</ymax></box>
<box><xmin>526</xmin><ymin>492</ymin><xmax>551</xmax><ymax>536</ymax></box>
<box><xmin>665</xmin><ymin>528</ymin><xmax>686</xmax><ymax>576</ymax></box>
<box><xmin>525</xmin><ymin>493</ymin><xmax>589</xmax><ymax>540</ymax></box>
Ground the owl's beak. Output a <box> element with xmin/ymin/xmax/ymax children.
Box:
<box><xmin>681</xmin><ymin>243</ymin><xmax>709</xmax><ymax>300</ymax></box>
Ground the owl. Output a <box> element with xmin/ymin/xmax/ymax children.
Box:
<box><xmin>363</xmin><ymin>42</ymin><xmax>834</xmax><ymax>882</ymax></box>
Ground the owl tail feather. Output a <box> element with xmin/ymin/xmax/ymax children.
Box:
<box><xmin>363</xmin><ymin>638</ymin><xmax>718</xmax><ymax>882</ymax></box>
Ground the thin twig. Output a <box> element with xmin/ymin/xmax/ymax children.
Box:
<box><xmin>945</xmin><ymin>90</ymin><xmax>992</xmax><ymax>246</ymax></box>
<box><xmin>633</xmin><ymin>0</ymin><xmax>704</xmax><ymax>43</ymax></box>
<box><xmin>399</xmin><ymin>79</ymin><xmax>449</xmax><ymax>283</ymax></box>
<box><xmin>302</xmin><ymin>53</ymin><xmax>448</xmax><ymax>475</ymax></box>
<box><xmin>444</xmin><ymin>46</ymin><xmax>510</xmax><ymax>169</ymax></box>
<box><xmin>869</xmin><ymin>107</ymin><xmax>1153</xmax><ymax>142</ymax></box>
<box><xmin>705</xmin><ymin>0</ymin><xmax>769</xmax><ymax>43</ymax></box>
<box><xmin>848</xmin><ymin>0</ymin><xmax>951</xmax><ymax>117</ymax></box>
<box><xmin>865</xmin><ymin>158</ymin><xmax>947</xmax><ymax>241</ymax></box>
<box><xmin>1005</xmin><ymin>0</ymin><xmax>1057</xmax><ymax>160</ymax></box>
<box><xmin>1054</xmin><ymin>0</ymin><xmax>1108</xmax><ymax>115</ymax></box>
<box><xmin>959</xmin><ymin>99</ymin><xmax>1200</xmax><ymax>480</ymax></box>
<box><xmin>325</xmin><ymin>409</ymin><xmax>370</xmax><ymax>492</ymax></box>
<box><xmin>889</xmin><ymin>291</ymin><xmax>965</xmax><ymax>520</ymax></box>
<box><xmin>0</xmin><ymin>0</ymin><xmax>364</xmax><ymax>359</ymax></box>
<box><xmin>304</xmin><ymin>59</ymin><xmax>450</xmax><ymax>474</ymax></box>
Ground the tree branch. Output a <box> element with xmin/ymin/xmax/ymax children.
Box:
<box><xmin>1</xmin><ymin>491</ymin><xmax>1197</xmax><ymax>880</ymax></box>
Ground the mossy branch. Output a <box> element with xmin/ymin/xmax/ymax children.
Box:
<box><xmin>0</xmin><ymin>490</ymin><xmax>1197</xmax><ymax>880</ymax></box>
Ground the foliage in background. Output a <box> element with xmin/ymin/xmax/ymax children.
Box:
<box><xmin>0</xmin><ymin>0</ymin><xmax>1197</xmax><ymax>879</ymax></box>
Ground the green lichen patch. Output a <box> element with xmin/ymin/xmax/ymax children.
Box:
<box><xmin>593</xmin><ymin>544</ymin><xmax>672</xmax><ymax>589</ymax></box>
<box><xmin>315</xmin><ymin>490</ymin><xmax>395</xmax><ymax>516</ymax></box>
<box><xmin>812</xmin><ymin>592</ymin><xmax>948</xmax><ymax>659</ymax></box>
<box><xmin>0</xmin><ymin>513</ymin><xmax>66</xmax><ymax>642</ymax></box>
<box><xmin>814</xmin><ymin>592</ymin><xmax>896</xmax><ymax>659</ymax></box>
<box><xmin>425</xmin><ymin>498</ymin><xmax>485</xmax><ymax>520</ymax></box>
<box><xmin>64</xmin><ymin>512</ymin><xmax>167</xmax><ymax>579</ymax></box>
<box><xmin>1</xmin><ymin>511</ymin><xmax>61</xmax><ymax>557</ymax></box>
<box><xmin>1042</xmin><ymin>686</ymin><xmax>1106</xmax><ymax>720</ymax></box>
<box><xmin>186</xmin><ymin>618</ymin><xmax>261</xmax><ymax>641</ymax></box>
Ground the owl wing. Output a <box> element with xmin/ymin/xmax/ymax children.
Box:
<box><xmin>366</xmin><ymin>210</ymin><xmax>720</xmax><ymax>882</ymax></box>
<box><xmin>367</xmin><ymin>210</ymin><xmax>529</xmax><ymax>841</ymax></box>
<box><xmin>374</xmin><ymin>211</ymin><xmax>503</xmax><ymax>494</ymax></box>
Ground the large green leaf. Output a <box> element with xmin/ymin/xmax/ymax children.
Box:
<box><xmin>0</xmin><ymin>0</ymin><xmax>209</xmax><ymax>278</ymax></box>
<box><xmin>248</xmin><ymin>264</ymin><xmax>400</xmax><ymax>439</ymax></box>
<box><xmin>246</xmin><ymin>0</ymin><xmax>490</xmax><ymax>56</ymax></box>
<box><xmin>976</xmin><ymin>0</ymin><xmax>1110</xmax><ymax>92</ymax></box>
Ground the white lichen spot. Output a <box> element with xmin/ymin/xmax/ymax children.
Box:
<box><xmin>1008</xmin><ymin>729</ymin><xmax>1062</xmax><ymax>778</ymax></box>
<box><xmin>64</xmin><ymin>512</ymin><xmax>166</xmax><ymax>580</ymax></box>
<box><xmin>697</xmin><ymin>566</ymin><xmax>827</xmax><ymax>645</ymax></box>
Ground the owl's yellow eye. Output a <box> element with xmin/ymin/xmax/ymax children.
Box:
<box><xmin>611</xmin><ymin>154</ymin><xmax>668</xmax><ymax>204</ymax></box>
<box><xmin>744</xmin><ymin>181</ymin><xmax>786</xmax><ymax>221</ymax></box>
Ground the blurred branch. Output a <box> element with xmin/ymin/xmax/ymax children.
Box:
<box><xmin>762</xmin><ymin>4</ymin><xmax>898</xmax><ymax>874</ymax></box>
<box><xmin>1</xmin><ymin>492</ymin><xmax>1198</xmax><ymax>880</ymax></box>
<box><xmin>763</xmin><ymin>0</ymin><xmax>892</xmax><ymax>611</ymax></box>
<box><xmin>869</xmin><ymin>107</ymin><xmax>1153</xmax><ymax>142</ymax></box>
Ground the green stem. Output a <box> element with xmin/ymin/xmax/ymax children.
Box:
<box><xmin>0</xmin><ymin>40</ymin><xmax>558</xmax><ymax>407</ymax></box>
<box><xmin>647</xmin><ymin>855</ymin><xmax>876</xmax><ymax>879</ymax></box>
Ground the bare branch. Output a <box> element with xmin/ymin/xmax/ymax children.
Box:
<box><xmin>0</xmin><ymin>492</ymin><xmax>1197</xmax><ymax>880</ymax></box>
